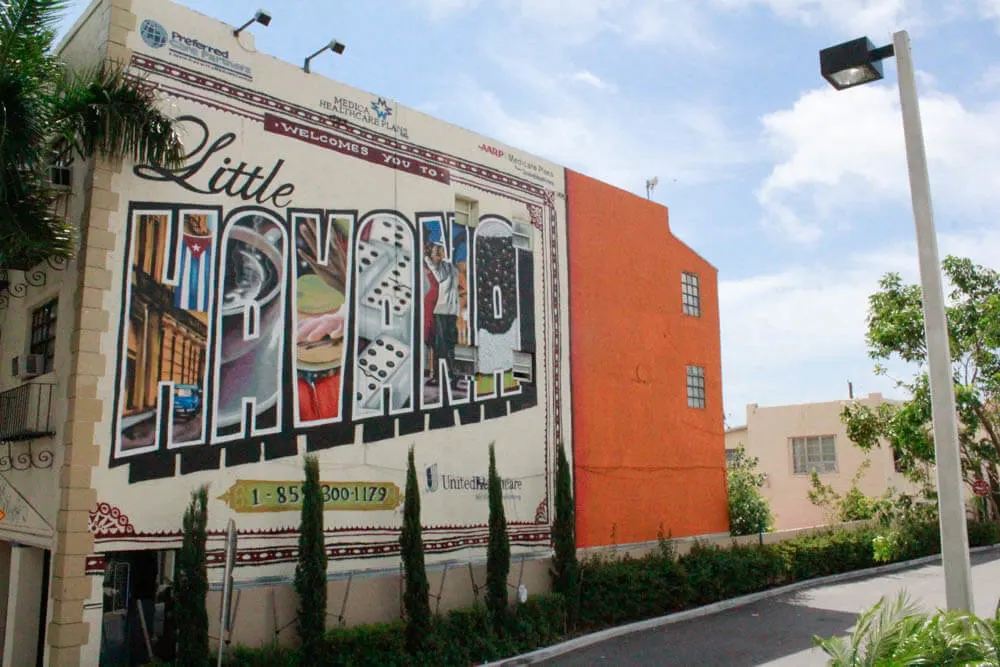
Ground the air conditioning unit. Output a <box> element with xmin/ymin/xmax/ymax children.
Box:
<box><xmin>12</xmin><ymin>354</ymin><xmax>45</xmax><ymax>380</ymax></box>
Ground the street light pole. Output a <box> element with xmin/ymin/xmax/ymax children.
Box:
<box><xmin>892</xmin><ymin>29</ymin><xmax>973</xmax><ymax>612</ymax></box>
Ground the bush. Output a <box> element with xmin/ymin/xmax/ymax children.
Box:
<box><xmin>727</xmin><ymin>447</ymin><xmax>774</xmax><ymax>536</ymax></box>
<box><xmin>967</xmin><ymin>520</ymin><xmax>1000</xmax><ymax>547</ymax></box>
<box><xmin>778</xmin><ymin>527</ymin><xmax>878</xmax><ymax>579</ymax></box>
<box><xmin>323</xmin><ymin>622</ymin><xmax>409</xmax><ymax>667</ymax></box>
<box><xmin>577</xmin><ymin>550</ymin><xmax>690</xmax><ymax>628</ymax></box>
<box><xmin>680</xmin><ymin>542</ymin><xmax>785</xmax><ymax>605</ymax></box>
<box><xmin>872</xmin><ymin>520</ymin><xmax>940</xmax><ymax>563</ymax></box>
<box><xmin>225</xmin><ymin>646</ymin><xmax>298</xmax><ymax>667</ymax></box>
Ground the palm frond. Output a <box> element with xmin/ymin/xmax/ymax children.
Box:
<box><xmin>0</xmin><ymin>165</ymin><xmax>73</xmax><ymax>268</ymax></box>
<box><xmin>814</xmin><ymin>592</ymin><xmax>929</xmax><ymax>666</ymax></box>
<box><xmin>0</xmin><ymin>0</ymin><xmax>69</xmax><ymax>67</ymax></box>
<box><xmin>50</xmin><ymin>61</ymin><xmax>184</xmax><ymax>168</ymax></box>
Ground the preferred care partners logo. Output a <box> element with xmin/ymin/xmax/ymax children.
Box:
<box><xmin>140</xmin><ymin>18</ymin><xmax>253</xmax><ymax>81</ymax></box>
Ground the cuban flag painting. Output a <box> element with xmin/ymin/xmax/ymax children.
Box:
<box><xmin>174</xmin><ymin>223</ymin><xmax>214</xmax><ymax>313</ymax></box>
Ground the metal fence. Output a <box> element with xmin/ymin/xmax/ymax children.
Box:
<box><xmin>0</xmin><ymin>381</ymin><xmax>56</xmax><ymax>441</ymax></box>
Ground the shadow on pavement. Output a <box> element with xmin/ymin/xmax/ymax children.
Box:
<box><xmin>543</xmin><ymin>597</ymin><xmax>857</xmax><ymax>667</ymax></box>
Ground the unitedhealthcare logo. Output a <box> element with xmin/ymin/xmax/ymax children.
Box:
<box><xmin>425</xmin><ymin>463</ymin><xmax>440</xmax><ymax>493</ymax></box>
<box><xmin>424</xmin><ymin>463</ymin><xmax>523</xmax><ymax>494</ymax></box>
<box><xmin>138</xmin><ymin>17</ymin><xmax>253</xmax><ymax>81</ymax></box>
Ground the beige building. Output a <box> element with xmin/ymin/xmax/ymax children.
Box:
<box><xmin>725</xmin><ymin>393</ymin><xmax>921</xmax><ymax>531</ymax></box>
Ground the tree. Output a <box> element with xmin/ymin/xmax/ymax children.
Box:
<box><xmin>486</xmin><ymin>442</ymin><xmax>510</xmax><ymax>631</ymax></box>
<box><xmin>175</xmin><ymin>485</ymin><xmax>209</xmax><ymax>667</ymax></box>
<box><xmin>550</xmin><ymin>440</ymin><xmax>579</xmax><ymax>628</ymax></box>
<box><xmin>841</xmin><ymin>257</ymin><xmax>1000</xmax><ymax>519</ymax></box>
<box><xmin>400</xmin><ymin>446</ymin><xmax>431</xmax><ymax>653</ymax></box>
<box><xmin>295</xmin><ymin>455</ymin><xmax>327</xmax><ymax>664</ymax></box>
<box><xmin>807</xmin><ymin>459</ymin><xmax>893</xmax><ymax>523</ymax></box>
<box><xmin>1</xmin><ymin>0</ymin><xmax>183</xmax><ymax>269</ymax></box>
<box><xmin>726</xmin><ymin>446</ymin><xmax>773</xmax><ymax>536</ymax></box>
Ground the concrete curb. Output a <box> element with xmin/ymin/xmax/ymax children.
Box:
<box><xmin>483</xmin><ymin>544</ymin><xmax>1000</xmax><ymax>666</ymax></box>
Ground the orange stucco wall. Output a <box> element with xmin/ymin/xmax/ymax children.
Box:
<box><xmin>566</xmin><ymin>170</ymin><xmax>728</xmax><ymax>548</ymax></box>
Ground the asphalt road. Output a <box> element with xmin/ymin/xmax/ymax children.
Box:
<box><xmin>541</xmin><ymin>550</ymin><xmax>1000</xmax><ymax>667</ymax></box>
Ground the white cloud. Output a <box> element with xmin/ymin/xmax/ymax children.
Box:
<box><xmin>408</xmin><ymin>0</ymin><xmax>718</xmax><ymax>49</ymax></box>
<box><xmin>717</xmin><ymin>0</ymin><xmax>918</xmax><ymax>37</ymax></box>
<box><xmin>980</xmin><ymin>0</ymin><xmax>1000</xmax><ymax>21</ymax></box>
<box><xmin>720</xmin><ymin>226</ymin><xmax>1000</xmax><ymax>414</ymax></box>
<box><xmin>411</xmin><ymin>0</ymin><xmax>924</xmax><ymax>47</ymax></box>
<box><xmin>569</xmin><ymin>69</ymin><xmax>615</xmax><ymax>91</ymax></box>
<box><xmin>756</xmin><ymin>82</ymin><xmax>1000</xmax><ymax>243</ymax></box>
<box><xmin>411</xmin><ymin>0</ymin><xmax>480</xmax><ymax>20</ymax></box>
<box><xmin>438</xmin><ymin>53</ymin><xmax>754</xmax><ymax>193</ymax></box>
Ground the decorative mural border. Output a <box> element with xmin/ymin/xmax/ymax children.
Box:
<box><xmin>84</xmin><ymin>526</ymin><xmax>551</xmax><ymax>575</ymax></box>
<box><xmin>130</xmin><ymin>55</ymin><xmax>550</xmax><ymax>199</ymax></box>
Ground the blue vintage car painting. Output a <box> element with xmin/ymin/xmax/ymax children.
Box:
<box><xmin>173</xmin><ymin>384</ymin><xmax>202</xmax><ymax>418</ymax></box>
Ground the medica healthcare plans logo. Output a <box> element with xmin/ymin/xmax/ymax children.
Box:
<box><xmin>139</xmin><ymin>18</ymin><xmax>254</xmax><ymax>81</ymax></box>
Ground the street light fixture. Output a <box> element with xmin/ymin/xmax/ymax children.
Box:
<box><xmin>819</xmin><ymin>31</ymin><xmax>973</xmax><ymax>612</ymax></box>
<box><xmin>303</xmin><ymin>39</ymin><xmax>346</xmax><ymax>73</ymax></box>
<box><xmin>233</xmin><ymin>9</ymin><xmax>271</xmax><ymax>37</ymax></box>
<box><xmin>819</xmin><ymin>36</ymin><xmax>894</xmax><ymax>90</ymax></box>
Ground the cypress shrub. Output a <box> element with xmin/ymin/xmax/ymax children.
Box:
<box><xmin>486</xmin><ymin>442</ymin><xmax>511</xmax><ymax>631</ymax></box>
<box><xmin>550</xmin><ymin>440</ymin><xmax>579</xmax><ymax>628</ymax></box>
<box><xmin>176</xmin><ymin>485</ymin><xmax>209</xmax><ymax>667</ymax></box>
<box><xmin>294</xmin><ymin>455</ymin><xmax>328</xmax><ymax>664</ymax></box>
<box><xmin>400</xmin><ymin>446</ymin><xmax>432</xmax><ymax>653</ymax></box>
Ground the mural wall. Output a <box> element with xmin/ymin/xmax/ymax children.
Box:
<box><xmin>86</xmin><ymin>0</ymin><xmax>569</xmax><ymax>578</ymax></box>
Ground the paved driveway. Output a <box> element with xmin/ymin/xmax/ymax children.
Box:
<box><xmin>541</xmin><ymin>550</ymin><xmax>1000</xmax><ymax>666</ymax></box>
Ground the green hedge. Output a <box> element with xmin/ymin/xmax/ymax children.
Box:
<box><xmin>219</xmin><ymin>520</ymin><xmax>1000</xmax><ymax>666</ymax></box>
<box><xmin>225</xmin><ymin>593</ymin><xmax>567</xmax><ymax>667</ymax></box>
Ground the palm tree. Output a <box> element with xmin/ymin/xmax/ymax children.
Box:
<box><xmin>1</xmin><ymin>0</ymin><xmax>183</xmax><ymax>270</ymax></box>
<box><xmin>814</xmin><ymin>591</ymin><xmax>1000</xmax><ymax>666</ymax></box>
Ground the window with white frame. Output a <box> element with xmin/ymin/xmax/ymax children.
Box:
<box><xmin>791</xmin><ymin>435</ymin><xmax>837</xmax><ymax>474</ymax></box>
<box><xmin>682</xmin><ymin>272</ymin><xmax>700</xmax><ymax>317</ymax></box>
<box><xmin>455</xmin><ymin>196</ymin><xmax>478</xmax><ymax>227</ymax></box>
<box><xmin>686</xmin><ymin>365</ymin><xmax>705</xmax><ymax>408</ymax></box>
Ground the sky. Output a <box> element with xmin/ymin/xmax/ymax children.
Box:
<box><xmin>57</xmin><ymin>0</ymin><xmax>1000</xmax><ymax>426</ymax></box>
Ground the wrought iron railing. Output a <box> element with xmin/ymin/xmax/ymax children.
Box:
<box><xmin>0</xmin><ymin>381</ymin><xmax>56</xmax><ymax>441</ymax></box>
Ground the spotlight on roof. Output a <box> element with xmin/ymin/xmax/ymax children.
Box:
<box><xmin>233</xmin><ymin>9</ymin><xmax>271</xmax><ymax>37</ymax></box>
<box><xmin>304</xmin><ymin>39</ymin><xmax>346</xmax><ymax>73</ymax></box>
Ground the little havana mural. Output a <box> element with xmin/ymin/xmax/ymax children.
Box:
<box><xmin>112</xmin><ymin>120</ymin><xmax>538</xmax><ymax>483</ymax></box>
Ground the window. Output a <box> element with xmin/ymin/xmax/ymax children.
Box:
<box><xmin>725</xmin><ymin>449</ymin><xmax>738</xmax><ymax>466</ymax></box>
<box><xmin>686</xmin><ymin>365</ymin><xmax>705</xmax><ymax>408</ymax></box>
<box><xmin>455</xmin><ymin>197</ymin><xmax>478</xmax><ymax>227</ymax></box>
<box><xmin>29</xmin><ymin>299</ymin><xmax>58</xmax><ymax>374</ymax></box>
<box><xmin>791</xmin><ymin>435</ymin><xmax>837</xmax><ymax>474</ymax></box>
<box><xmin>682</xmin><ymin>272</ymin><xmax>700</xmax><ymax>317</ymax></box>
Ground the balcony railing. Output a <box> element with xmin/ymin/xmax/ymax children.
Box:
<box><xmin>0</xmin><ymin>382</ymin><xmax>56</xmax><ymax>441</ymax></box>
